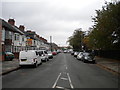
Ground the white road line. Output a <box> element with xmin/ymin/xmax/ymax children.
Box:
<box><xmin>52</xmin><ymin>73</ymin><xmax>61</xmax><ymax>88</ymax></box>
<box><xmin>61</xmin><ymin>77</ymin><xmax>68</xmax><ymax>80</ymax></box>
<box><xmin>67</xmin><ymin>73</ymin><xmax>74</xmax><ymax>89</ymax></box>
<box><xmin>56</xmin><ymin>86</ymin><xmax>65</xmax><ymax>89</ymax></box>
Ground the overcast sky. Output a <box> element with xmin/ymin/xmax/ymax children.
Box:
<box><xmin>1</xmin><ymin>0</ymin><xmax>112</xmax><ymax>46</ymax></box>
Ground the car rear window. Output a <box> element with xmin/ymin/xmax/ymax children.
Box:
<box><xmin>44</xmin><ymin>51</ymin><xmax>48</xmax><ymax>54</ymax></box>
<box><xmin>35</xmin><ymin>51</ymin><xmax>39</xmax><ymax>55</ymax></box>
<box><xmin>6</xmin><ymin>52</ymin><xmax>13</xmax><ymax>54</ymax></box>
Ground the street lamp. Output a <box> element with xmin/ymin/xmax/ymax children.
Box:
<box><xmin>50</xmin><ymin>36</ymin><xmax>52</xmax><ymax>51</ymax></box>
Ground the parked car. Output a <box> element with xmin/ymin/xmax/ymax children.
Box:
<box><xmin>19</xmin><ymin>50</ymin><xmax>42</xmax><ymax>67</ymax></box>
<box><xmin>82</xmin><ymin>52</ymin><xmax>95</xmax><ymax>63</ymax></box>
<box><xmin>71</xmin><ymin>51</ymin><xmax>74</xmax><ymax>55</ymax></box>
<box><xmin>77</xmin><ymin>52</ymin><xmax>84</xmax><ymax>60</ymax></box>
<box><xmin>47</xmin><ymin>51</ymin><xmax>53</xmax><ymax>59</ymax></box>
<box><xmin>5</xmin><ymin>52</ymin><xmax>14</xmax><ymax>61</ymax></box>
<box><xmin>74</xmin><ymin>52</ymin><xmax>79</xmax><ymax>57</ymax></box>
<box><xmin>57</xmin><ymin>50</ymin><xmax>61</xmax><ymax>54</ymax></box>
<box><xmin>64</xmin><ymin>50</ymin><xmax>67</xmax><ymax>53</ymax></box>
<box><xmin>52</xmin><ymin>51</ymin><xmax>57</xmax><ymax>55</ymax></box>
<box><xmin>38</xmin><ymin>50</ymin><xmax>49</xmax><ymax>62</ymax></box>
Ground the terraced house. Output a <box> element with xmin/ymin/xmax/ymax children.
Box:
<box><xmin>1</xmin><ymin>19</ymin><xmax>27</xmax><ymax>60</ymax></box>
<box><xmin>0</xmin><ymin>18</ymin><xmax>50</xmax><ymax>61</ymax></box>
<box><xmin>25</xmin><ymin>30</ymin><xmax>50</xmax><ymax>50</ymax></box>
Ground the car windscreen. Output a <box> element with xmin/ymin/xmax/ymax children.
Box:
<box><xmin>44</xmin><ymin>51</ymin><xmax>48</xmax><ymax>54</ymax></box>
<box><xmin>38</xmin><ymin>51</ymin><xmax>43</xmax><ymax>56</ymax></box>
<box><xmin>84</xmin><ymin>53</ymin><xmax>90</xmax><ymax>56</ymax></box>
<box><xmin>47</xmin><ymin>51</ymin><xmax>51</xmax><ymax>54</ymax></box>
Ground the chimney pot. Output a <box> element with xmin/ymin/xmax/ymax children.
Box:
<box><xmin>19</xmin><ymin>25</ymin><xmax>25</xmax><ymax>32</ymax></box>
<box><xmin>8</xmin><ymin>19</ymin><xmax>15</xmax><ymax>26</ymax></box>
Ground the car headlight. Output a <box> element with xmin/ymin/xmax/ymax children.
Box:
<box><xmin>85</xmin><ymin>57</ymin><xmax>88</xmax><ymax>59</ymax></box>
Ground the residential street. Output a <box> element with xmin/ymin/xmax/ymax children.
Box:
<box><xmin>2</xmin><ymin>53</ymin><xmax>119</xmax><ymax>89</ymax></box>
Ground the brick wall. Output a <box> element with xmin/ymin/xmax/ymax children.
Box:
<box><xmin>0</xmin><ymin>22</ymin><xmax>2</xmax><ymax>61</ymax></box>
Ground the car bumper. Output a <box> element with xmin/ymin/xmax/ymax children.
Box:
<box><xmin>49</xmin><ymin>56</ymin><xmax>53</xmax><ymax>59</ymax></box>
<box><xmin>84</xmin><ymin>59</ymin><xmax>95</xmax><ymax>62</ymax></box>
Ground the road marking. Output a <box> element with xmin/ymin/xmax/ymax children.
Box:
<box><xmin>66</xmin><ymin>67</ymin><xmax>68</xmax><ymax>70</ymax></box>
<box><xmin>52</xmin><ymin>73</ymin><xmax>61</xmax><ymax>88</ymax></box>
<box><xmin>61</xmin><ymin>77</ymin><xmax>68</xmax><ymax>80</ymax></box>
<box><xmin>56</xmin><ymin>86</ymin><xmax>64</xmax><ymax>89</ymax></box>
<box><xmin>56</xmin><ymin>86</ymin><xmax>70</xmax><ymax>90</ymax></box>
<box><xmin>67</xmin><ymin>73</ymin><xmax>74</xmax><ymax>89</ymax></box>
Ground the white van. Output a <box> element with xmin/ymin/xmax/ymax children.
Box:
<box><xmin>19</xmin><ymin>50</ymin><xmax>42</xmax><ymax>67</ymax></box>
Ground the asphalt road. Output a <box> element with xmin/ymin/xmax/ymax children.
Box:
<box><xmin>2</xmin><ymin>53</ymin><xmax>119</xmax><ymax>89</ymax></box>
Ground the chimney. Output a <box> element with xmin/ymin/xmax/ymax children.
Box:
<box><xmin>19</xmin><ymin>25</ymin><xmax>25</xmax><ymax>32</ymax></box>
<box><xmin>8</xmin><ymin>19</ymin><xmax>15</xmax><ymax>26</ymax></box>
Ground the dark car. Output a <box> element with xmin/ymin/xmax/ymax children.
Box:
<box><xmin>82</xmin><ymin>52</ymin><xmax>95</xmax><ymax>63</ymax></box>
<box><xmin>71</xmin><ymin>51</ymin><xmax>74</xmax><ymax>55</ymax></box>
<box><xmin>5</xmin><ymin>52</ymin><xmax>14</xmax><ymax>61</ymax></box>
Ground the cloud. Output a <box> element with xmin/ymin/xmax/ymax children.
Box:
<box><xmin>2</xmin><ymin>0</ymin><xmax>112</xmax><ymax>46</ymax></box>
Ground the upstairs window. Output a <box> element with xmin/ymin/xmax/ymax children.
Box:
<box><xmin>22</xmin><ymin>36</ymin><xmax>24</xmax><ymax>41</ymax></box>
<box><xmin>14</xmin><ymin>34</ymin><xmax>19</xmax><ymax>41</ymax></box>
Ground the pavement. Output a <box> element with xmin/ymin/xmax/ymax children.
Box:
<box><xmin>0</xmin><ymin>59</ymin><xmax>20</xmax><ymax>75</ymax></box>
<box><xmin>0</xmin><ymin>55</ymin><xmax>120</xmax><ymax>76</ymax></box>
<box><xmin>95</xmin><ymin>56</ymin><xmax>120</xmax><ymax>75</ymax></box>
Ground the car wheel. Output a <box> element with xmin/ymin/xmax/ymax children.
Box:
<box><xmin>34</xmin><ymin>62</ymin><xmax>38</xmax><ymax>68</ymax></box>
<box><xmin>40</xmin><ymin>61</ymin><xmax>42</xmax><ymax>65</ymax></box>
<box><xmin>19</xmin><ymin>65</ymin><xmax>22</xmax><ymax>68</ymax></box>
<box><xmin>93</xmin><ymin>61</ymin><xmax>96</xmax><ymax>64</ymax></box>
<box><xmin>83</xmin><ymin>60</ymin><xmax>86</xmax><ymax>63</ymax></box>
<box><xmin>45</xmin><ymin>58</ymin><xmax>47</xmax><ymax>62</ymax></box>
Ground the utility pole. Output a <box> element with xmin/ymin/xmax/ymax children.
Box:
<box><xmin>50</xmin><ymin>36</ymin><xmax>52</xmax><ymax>51</ymax></box>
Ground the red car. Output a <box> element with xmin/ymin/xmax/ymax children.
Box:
<box><xmin>52</xmin><ymin>51</ymin><xmax>57</xmax><ymax>55</ymax></box>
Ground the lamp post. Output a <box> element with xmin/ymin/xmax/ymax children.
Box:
<box><xmin>50</xmin><ymin>36</ymin><xmax>52</xmax><ymax>51</ymax></box>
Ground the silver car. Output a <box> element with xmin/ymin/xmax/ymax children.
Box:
<box><xmin>38</xmin><ymin>50</ymin><xmax>49</xmax><ymax>62</ymax></box>
<box><xmin>74</xmin><ymin>52</ymin><xmax>79</xmax><ymax>57</ymax></box>
<box><xmin>77</xmin><ymin>52</ymin><xmax>84</xmax><ymax>60</ymax></box>
<box><xmin>47</xmin><ymin>51</ymin><xmax>53</xmax><ymax>59</ymax></box>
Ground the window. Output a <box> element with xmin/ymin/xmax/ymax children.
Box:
<box><xmin>35</xmin><ymin>51</ymin><xmax>39</xmax><ymax>56</ymax></box>
<box><xmin>22</xmin><ymin>36</ymin><xmax>24</xmax><ymax>41</ymax></box>
<box><xmin>44</xmin><ymin>51</ymin><xmax>48</xmax><ymax>54</ymax></box>
<box><xmin>38</xmin><ymin>51</ymin><xmax>43</xmax><ymax>56</ymax></box>
<box><xmin>2</xmin><ymin>28</ymin><xmax>5</xmax><ymax>41</ymax></box>
<box><xmin>9</xmin><ymin>31</ymin><xmax>12</xmax><ymax>39</ymax></box>
<box><xmin>14</xmin><ymin>33</ymin><xmax>19</xmax><ymax>40</ymax></box>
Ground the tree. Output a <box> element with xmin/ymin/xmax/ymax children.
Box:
<box><xmin>67</xmin><ymin>29</ymin><xmax>84</xmax><ymax>51</ymax></box>
<box><xmin>88</xmin><ymin>1</ymin><xmax>120</xmax><ymax>50</ymax></box>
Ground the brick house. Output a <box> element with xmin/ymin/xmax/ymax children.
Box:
<box><xmin>8</xmin><ymin>19</ymin><xmax>25</xmax><ymax>58</ymax></box>
<box><xmin>0</xmin><ymin>18</ymin><xmax>51</xmax><ymax>61</ymax></box>
<box><xmin>25</xmin><ymin>30</ymin><xmax>38</xmax><ymax>50</ymax></box>
<box><xmin>1</xmin><ymin>19</ymin><xmax>25</xmax><ymax>60</ymax></box>
<box><xmin>0</xmin><ymin>19</ymin><xmax>2</xmax><ymax>61</ymax></box>
<box><xmin>39</xmin><ymin>37</ymin><xmax>50</xmax><ymax>50</ymax></box>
